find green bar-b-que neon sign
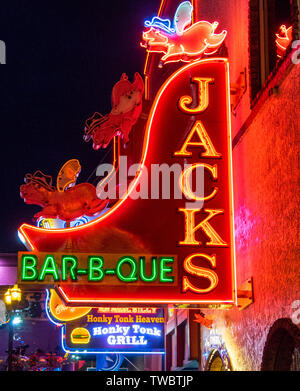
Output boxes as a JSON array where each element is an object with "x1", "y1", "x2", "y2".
[{"x1": 18, "y1": 252, "x2": 177, "y2": 286}]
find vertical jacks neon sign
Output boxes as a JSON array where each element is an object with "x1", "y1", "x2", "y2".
[{"x1": 18, "y1": 57, "x2": 236, "y2": 306}]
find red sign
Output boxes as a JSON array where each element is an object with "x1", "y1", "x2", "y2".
[{"x1": 19, "y1": 58, "x2": 236, "y2": 306}]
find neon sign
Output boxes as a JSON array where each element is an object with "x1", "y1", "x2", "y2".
[
  {"x1": 141, "y1": 1, "x2": 227, "y2": 67},
  {"x1": 18, "y1": 252, "x2": 176, "y2": 285},
  {"x1": 45, "y1": 291, "x2": 165, "y2": 354},
  {"x1": 144, "y1": 17, "x2": 175, "y2": 34},
  {"x1": 84, "y1": 73, "x2": 144, "y2": 150},
  {"x1": 17, "y1": 3, "x2": 236, "y2": 308},
  {"x1": 63, "y1": 308, "x2": 165, "y2": 354},
  {"x1": 46, "y1": 289, "x2": 91, "y2": 323},
  {"x1": 276, "y1": 25, "x2": 293, "y2": 59},
  {"x1": 18, "y1": 58, "x2": 236, "y2": 306},
  {"x1": 20, "y1": 170, "x2": 107, "y2": 222},
  {"x1": 50, "y1": 306, "x2": 165, "y2": 354}
]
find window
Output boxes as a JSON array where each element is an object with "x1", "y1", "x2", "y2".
[
  {"x1": 176, "y1": 321, "x2": 186, "y2": 368},
  {"x1": 261, "y1": 318, "x2": 300, "y2": 371},
  {"x1": 249, "y1": 0, "x2": 297, "y2": 104},
  {"x1": 165, "y1": 331, "x2": 174, "y2": 371}
]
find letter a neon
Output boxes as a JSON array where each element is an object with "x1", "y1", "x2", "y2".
[{"x1": 174, "y1": 121, "x2": 221, "y2": 157}]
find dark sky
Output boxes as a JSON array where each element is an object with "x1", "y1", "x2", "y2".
[{"x1": 0, "y1": 0, "x2": 161, "y2": 252}]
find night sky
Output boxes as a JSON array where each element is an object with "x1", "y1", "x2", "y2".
[{"x1": 0, "y1": 0, "x2": 161, "y2": 252}]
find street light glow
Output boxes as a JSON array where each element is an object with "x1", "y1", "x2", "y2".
[{"x1": 12, "y1": 315, "x2": 23, "y2": 326}]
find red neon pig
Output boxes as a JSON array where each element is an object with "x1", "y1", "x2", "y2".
[{"x1": 84, "y1": 72, "x2": 144, "y2": 150}]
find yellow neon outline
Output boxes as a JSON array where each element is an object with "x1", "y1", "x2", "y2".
[
  {"x1": 143, "y1": 21, "x2": 227, "y2": 66},
  {"x1": 48, "y1": 289, "x2": 91, "y2": 322},
  {"x1": 56, "y1": 159, "x2": 81, "y2": 192},
  {"x1": 70, "y1": 327, "x2": 91, "y2": 344}
]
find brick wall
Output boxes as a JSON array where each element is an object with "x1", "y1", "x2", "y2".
[{"x1": 205, "y1": 63, "x2": 300, "y2": 371}]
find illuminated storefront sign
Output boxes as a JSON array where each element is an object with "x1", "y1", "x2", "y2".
[
  {"x1": 18, "y1": 57, "x2": 236, "y2": 306},
  {"x1": 45, "y1": 291, "x2": 165, "y2": 354},
  {"x1": 17, "y1": 1, "x2": 236, "y2": 306}
]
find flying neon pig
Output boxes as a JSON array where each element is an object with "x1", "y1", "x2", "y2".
[
  {"x1": 141, "y1": 1, "x2": 227, "y2": 67},
  {"x1": 84, "y1": 73, "x2": 144, "y2": 150}
]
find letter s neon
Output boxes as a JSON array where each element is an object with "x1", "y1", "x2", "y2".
[{"x1": 183, "y1": 253, "x2": 218, "y2": 293}]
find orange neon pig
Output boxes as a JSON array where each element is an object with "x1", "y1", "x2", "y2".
[
  {"x1": 276, "y1": 25, "x2": 293, "y2": 59},
  {"x1": 20, "y1": 171, "x2": 108, "y2": 221}
]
